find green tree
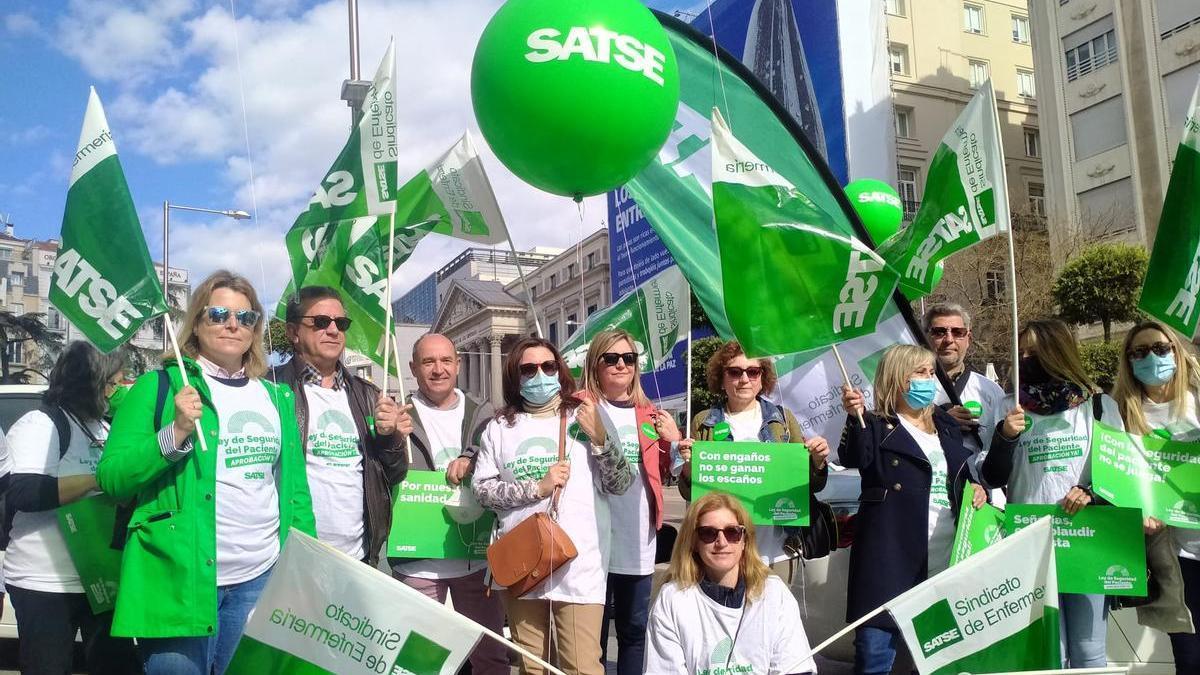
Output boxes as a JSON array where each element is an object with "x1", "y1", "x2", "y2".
[
  {"x1": 267, "y1": 319, "x2": 293, "y2": 358},
  {"x1": 690, "y1": 289, "x2": 711, "y2": 330},
  {"x1": 0, "y1": 312, "x2": 63, "y2": 383},
  {"x1": 1079, "y1": 341, "x2": 1121, "y2": 393},
  {"x1": 689, "y1": 336, "x2": 724, "y2": 419},
  {"x1": 1052, "y1": 243, "x2": 1148, "y2": 342}
]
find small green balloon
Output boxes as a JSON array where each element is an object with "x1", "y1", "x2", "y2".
[
  {"x1": 845, "y1": 178, "x2": 903, "y2": 245},
  {"x1": 471, "y1": 0, "x2": 681, "y2": 199},
  {"x1": 901, "y1": 262, "x2": 944, "y2": 301}
]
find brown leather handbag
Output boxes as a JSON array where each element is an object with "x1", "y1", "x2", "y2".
[{"x1": 486, "y1": 413, "x2": 578, "y2": 597}]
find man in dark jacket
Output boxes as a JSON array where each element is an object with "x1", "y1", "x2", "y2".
[
  {"x1": 272, "y1": 286, "x2": 410, "y2": 567},
  {"x1": 389, "y1": 332, "x2": 507, "y2": 674}
]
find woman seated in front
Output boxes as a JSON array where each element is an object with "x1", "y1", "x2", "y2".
[{"x1": 645, "y1": 492, "x2": 816, "y2": 675}]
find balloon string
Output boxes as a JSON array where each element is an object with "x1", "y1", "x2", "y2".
[
  {"x1": 575, "y1": 199, "x2": 586, "y2": 332},
  {"x1": 616, "y1": 201, "x2": 664, "y2": 404},
  {"x1": 706, "y1": 0, "x2": 732, "y2": 129}
]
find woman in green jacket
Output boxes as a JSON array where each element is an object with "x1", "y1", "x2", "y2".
[{"x1": 97, "y1": 270, "x2": 316, "y2": 675}]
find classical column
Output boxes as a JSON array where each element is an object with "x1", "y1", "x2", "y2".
[{"x1": 489, "y1": 333, "x2": 503, "y2": 405}]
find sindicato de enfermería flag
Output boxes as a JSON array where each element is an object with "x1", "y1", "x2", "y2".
[
  {"x1": 886, "y1": 516, "x2": 1060, "y2": 675},
  {"x1": 226, "y1": 530, "x2": 484, "y2": 674},
  {"x1": 50, "y1": 87, "x2": 168, "y2": 353},
  {"x1": 1139, "y1": 75, "x2": 1200, "y2": 337}
]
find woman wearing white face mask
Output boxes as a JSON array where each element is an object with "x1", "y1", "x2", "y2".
[
  {"x1": 841, "y1": 345, "x2": 1009, "y2": 674},
  {"x1": 1112, "y1": 321, "x2": 1200, "y2": 670},
  {"x1": 472, "y1": 337, "x2": 634, "y2": 675}
]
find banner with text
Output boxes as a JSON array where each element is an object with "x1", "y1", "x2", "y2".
[
  {"x1": 226, "y1": 531, "x2": 483, "y2": 674},
  {"x1": 690, "y1": 441, "x2": 809, "y2": 526},
  {"x1": 1092, "y1": 420, "x2": 1200, "y2": 530},
  {"x1": 387, "y1": 471, "x2": 493, "y2": 560},
  {"x1": 1005, "y1": 504, "x2": 1147, "y2": 597},
  {"x1": 950, "y1": 500, "x2": 1005, "y2": 566}
]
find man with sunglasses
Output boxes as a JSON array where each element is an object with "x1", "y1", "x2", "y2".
[
  {"x1": 923, "y1": 304, "x2": 1008, "y2": 462},
  {"x1": 273, "y1": 286, "x2": 410, "y2": 567}
]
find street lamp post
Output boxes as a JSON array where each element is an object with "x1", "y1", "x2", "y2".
[{"x1": 161, "y1": 201, "x2": 251, "y2": 350}]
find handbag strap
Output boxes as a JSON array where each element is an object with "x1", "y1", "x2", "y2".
[{"x1": 549, "y1": 410, "x2": 567, "y2": 518}]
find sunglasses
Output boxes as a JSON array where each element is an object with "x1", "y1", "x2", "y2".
[
  {"x1": 928, "y1": 326, "x2": 969, "y2": 339},
  {"x1": 696, "y1": 525, "x2": 746, "y2": 545},
  {"x1": 599, "y1": 352, "x2": 637, "y2": 367},
  {"x1": 302, "y1": 315, "x2": 352, "y2": 332},
  {"x1": 518, "y1": 360, "x2": 559, "y2": 378},
  {"x1": 203, "y1": 306, "x2": 260, "y2": 328},
  {"x1": 724, "y1": 366, "x2": 763, "y2": 380},
  {"x1": 1127, "y1": 342, "x2": 1173, "y2": 360}
]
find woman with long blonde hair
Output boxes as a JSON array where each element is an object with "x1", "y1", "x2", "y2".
[
  {"x1": 580, "y1": 329, "x2": 679, "y2": 674},
  {"x1": 645, "y1": 492, "x2": 816, "y2": 674},
  {"x1": 841, "y1": 344, "x2": 1002, "y2": 673},
  {"x1": 1112, "y1": 321, "x2": 1200, "y2": 670},
  {"x1": 981, "y1": 318, "x2": 1123, "y2": 668}
]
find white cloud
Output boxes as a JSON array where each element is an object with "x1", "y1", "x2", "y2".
[
  {"x1": 52, "y1": 0, "x2": 610, "y2": 307},
  {"x1": 4, "y1": 13, "x2": 41, "y2": 37},
  {"x1": 6, "y1": 125, "x2": 52, "y2": 145},
  {"x1": 56, "y1": 0, "x2": 197, "y2": 85}
]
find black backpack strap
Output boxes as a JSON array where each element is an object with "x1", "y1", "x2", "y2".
[{"x1": 38, "y1": 404, "x2": 71, "y2": 459}]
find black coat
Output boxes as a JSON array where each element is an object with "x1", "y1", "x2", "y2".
[{"x1": 838, "y1": 407, "x2": 977, "y2": 627}]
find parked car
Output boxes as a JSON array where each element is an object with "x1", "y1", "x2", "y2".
[
  {"x1": 0, "y1": 384, "x2": 48, "y2": 641},
  {"x1": 791, "y1": 466, "x2": 1177, "y2": 673}
]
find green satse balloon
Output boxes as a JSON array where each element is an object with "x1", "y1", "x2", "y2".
[
  {"x1": 845, "y1": 178, "x2": 903, "y2": 245},
  {"x1": 901, "y1": 262, "x2": 944, "y2": 301},
  {"x1": 471, "y1": 0, "x2": 680, "y2": 199}
]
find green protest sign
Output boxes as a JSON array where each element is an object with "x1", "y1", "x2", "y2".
[
  {"x1": 1005, "y1": 504, "x2": 1147, "y2": 596},
  {"x1": 949, "y1": 500, "x2": 1005, "y2": 566},
  {"x1": 57, "y1": 495, "x2": 123, "y2": 614},
  {"x1": 1092, "y1": 420, "x2": 1200, "y2": 529},
  {"x1": 387, "y1": 471, "x2": 493, "y2": 560},
  {"x1": 690, "y1": 442, "x2": 808, "y2": 526}
]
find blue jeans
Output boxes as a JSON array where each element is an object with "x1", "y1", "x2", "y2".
[
  {"x1": 601, "y1": 572, "x2": 653, "y2": 675},
  {"x1": 1059, "y1": 593, "x2": 1107, "y2": 667},
  {"x1": 140, "y1": 567, "x2": 272, "y2": 675},
  {"x1": 853, "y1": 625, "x2": 904, "y2": 675}
]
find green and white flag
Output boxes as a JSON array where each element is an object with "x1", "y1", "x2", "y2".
[
  {"x1": 50, "y1": 88, "x2": 168, "y2": 352},
  {"x1": 879, "y1": 81, "x2": 1010, "y2": 297},
  {"x1": 562, "y1": 265, "x2": 688, "y2": 376},
  {"x1": 226, "y1": 530, "x2": 484, "y2": 674},
  {"x1": 886, "y1": 517, "x2": 1060, "y2": 675},
  {"x1": 711, "y1": 109, "x2": 898, "y2": 357},
  {"x1": 1139, "y1": 75, "x2": 1200, "y2": 336}
]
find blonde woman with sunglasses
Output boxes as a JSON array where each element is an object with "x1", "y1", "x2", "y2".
[
  {"x1": 98, "y1": 270, "x2": 315, "y2": 674},
  {"x1": 472, "y1": 336, "x2": 633, "y2": 674},
  {"x1": 645, "y1": 492, "x2": 816, "y2": 674}
]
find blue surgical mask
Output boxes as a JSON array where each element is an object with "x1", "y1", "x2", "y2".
[
  {"x1": 905, "y1": 377, "x2": 938, "y2": 410},
  {"x1": 1132, "y1": 352, "x2": 1176, "y2": 387},
  {"x1": 520, "y1": 372, "x2": 561, "y2": 405}
]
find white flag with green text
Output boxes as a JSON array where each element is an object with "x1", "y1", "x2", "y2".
[
  {"x1": 225, "y1": 531, "x2": 482, "y2": 674},
  {"x1": 886, "y1": 517, "x2": 1060, "y2": 674}
]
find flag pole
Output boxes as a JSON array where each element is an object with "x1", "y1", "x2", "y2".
[
  {"x1": 164, "y1": 317, "x2": 208, "y2": 454},
  {"x1": 381, "y1": 213, "x2": 397, "y2": 399},
  {"x1": 478, "y1": 627, "x2": 567, "y2": 675},
  {"x1": 506, "y1": 235, "x2": 543, "y2": 339},
  {"x1": 811, "y1": 605, "x2": 885, "y2": 655},
  {"x1": 989, "y1": 81, "x2": 1020, "y2": 395},
  {"x1": 391, "y1": 331, "x2": 413, "y2": 464},
  {"x1": 831, "y1": 344, "x2": 866, "y2": 428},
  {"x1": 685, "y1": 327, "x2": 693, "y2": 439}
]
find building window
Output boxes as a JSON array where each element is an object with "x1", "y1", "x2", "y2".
[
  {"x1": 985, "y1": 270, "x2": 1006, "y2": 302},
  {"x1": 1017, "y1": 69, "x2": 1036, "y2": 98},
  {"x1": 0, "y1": 249, "x2": 11, "y2": 260},
  {"x1": 548, "y1": 273, "x2": 556, "y2": 290},
  {"x1": 969, "y1": 60, "x2": 989, "y2": 89},
  {"x1": 1024, "y1": 128, "x2": 1041, "y2": 157},
  {"x1": 6, "y1": 341, "x2": 22, "y2": 365},
  {"x1": 586, "y1": 251, "x2": 597, "y2": 270},
  {"x1": 567, "y1": 263, "x2": 577, "y2": 279},
  {"x1": 895, "y1": 107, "x2": 913, "y2": 139},
  {"x1": 566, "y1": 313, "x2": 577, "y2": 332},
  {"x1": 885, "y1": 0, "x2": 906, "y2": 17},
  {"x1": 1011, "y1": 15, "x2": 1030, "y2": 43},
  {"x1": 356, "y1": 366, "x2": 371, "y2": 380},
  {"x1": 1070, "y1": 95, "x2": 1127, "y2": 160},
  {"x1": 587, "y1": 304, "x2": 597, "y2": 316},
  {"x1": 549, "y1": 322, "x2": 559, "y2": 345},
  {"x1": 1064, "y1": 29, "x2": 1118, "y2": 81},
  {"x1": 897, "y1": 166, "x2": 919, "y2": 217},
  {"x1": 888, "y1": 44, "x2": 909, "y2": 76},
  {"x1": 964, "y1": 4, "x2": 984, "y2": 34},
  {"x1": 9, "y1": 272, "x2": 23, "y2": 287},
  {"x1": 1028, "y1": 183, "x2": 1046, "y2": 217}
]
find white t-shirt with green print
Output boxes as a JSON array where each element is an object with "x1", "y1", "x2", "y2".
[
  {"x1": 304, "y1": 384, "x2": 365, "y2": 561},
  {"x1": 207, "y1": 375, "x2": 282, "y2": 585},
  {"x1": 601, "y1": 399, "x2": 656, "y2": 575}
]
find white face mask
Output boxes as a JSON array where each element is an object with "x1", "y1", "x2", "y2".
[{"x1": 442, "y1": 485, "x2": 484, "y2": 525}]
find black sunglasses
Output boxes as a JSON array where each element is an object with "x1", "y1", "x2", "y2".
[
  {"x1": 302, "y1": 315, "x2": 352, "y2": 332},
  {"x1": 599, "y1": 352, "x2": 637, "y2": 367},
  {"x1": 203, "y1": 306, "x2": 260, "y2": 328},
  {"x1": 724, "y1": 366, "x2": 763, "y2": 380},
  {"x1": 1127, "y1": 342, "x2": 1173, "y2": 360},
  {"x1": 518, "y1": 360, "x2": 559, "y2": 378},
  {"x1": 696, "y1": 525, "x2": 746, "y2": 545},
  {"x1": 928, "y1": 326, "x2": 969, "y2": 339}
]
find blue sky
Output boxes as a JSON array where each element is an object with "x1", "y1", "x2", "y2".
[{"x1": 0, "y1": 0, "x2": 706, "y2": 305}]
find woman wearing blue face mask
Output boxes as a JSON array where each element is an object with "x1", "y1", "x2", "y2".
[
  {"x1": 472, "y1": 336, "x2": 633, "y2": 675},
  {"x1": 840, "y1": 344, "x2": 1010, "y2": 674},
  {"x1": 1113, "y1": 321, "x2": 1200, "y2": 670}
]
